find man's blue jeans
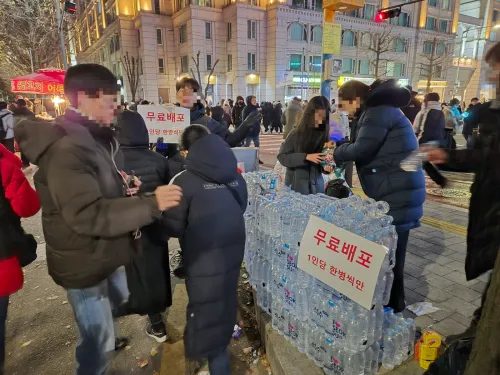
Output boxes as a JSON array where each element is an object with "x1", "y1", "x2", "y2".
[
  {"x1": 244, "y1": 135, "x2": 260, "y2": 148},
  {"x1": 67, "y1": 267, "x2": 129, "y2": 375}
]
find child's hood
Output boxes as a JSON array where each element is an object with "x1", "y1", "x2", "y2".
[{"x1": 185, "y1": 134, "x2": 239, "y2": 184}]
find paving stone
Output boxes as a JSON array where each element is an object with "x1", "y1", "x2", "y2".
[
  {"x1": 421, "y1": 263, "x2": 454, "y2": 276},
  {"x1": 422, "y1": 285, "x2": 454, "y2": 303},
  {"x1": 405, "y1": 276, "x2": 427, "y2": 291},
  {"x1": 424, "y1": 237, "x2": 446, "y2": 246},
  {"x1": 440, "y1": 297, "x2": 477, "y2": 317},
  {"x1": 422, "y1": 254, "x2": 454, "y2": 266},
  {"x1": 443, "y1": 238, "x2": 467, "y2": 247},
  {"x1": 445, "y1": 243, "x2": 467, "y2": 253},
  {"x1": 425, "y1": 245, "x2": 448, "y2": 255},
  {"x1": 470, "y1": 280, "x2": 488, "y2": 294},
  {"x1": 450, "y1": 313, "x2": 472, "y2": 327},
  {"x1": 406, "y1": 254, "x2": 434, "y2": 268},
  {"x1": 432, "y1": 317, "x2": 468, "y2": 338},
  {"x1": 410, "y1": 231, "x2": 433, "y2": 241},
  {"x1": 407, "y1": 245, "x2": 435, "y2": 255},
  {"x1": 419, "y1": 273, "x2": 456, "y2": 289},
  {"x1": 471, "y1": 298, "x2": 482, "y2": 308},
  {"x1": 443, "y1": 284, "x2": 481, "y2": 302},
  {"x1": 405, "y1": 263, "x2": 432, "y2": 279},
  {"x1": 408, "y1": 238, "x2": 434, "y2": 249},
  {"x1": 443, "y1": 271, "x2": 479, "y2": 287},
  {"x1": 477, "y1": 272, "x2": 492, "y2": 283},
  {"x1": 448, "y1": 252, "x2": 467, "y2": 261},
  {"x1": 427, "y1": 306, "x2": 455, "y2": 322},
  {"x1": 443, "y1": 260, "x2": 464, "y2": 271},
  {"x1": 413, "y1": 315, "x2": 435, "y2": 331},
  {"x1": 405, "y1": 288, "x2": 426, "y2": 305}
]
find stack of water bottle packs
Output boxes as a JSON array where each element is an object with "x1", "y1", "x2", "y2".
[{"x1": 243, "y1": 172, "x2": 416, "y2": 375}]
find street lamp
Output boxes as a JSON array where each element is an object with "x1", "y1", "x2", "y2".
[{"x1": 455, "y1": 24, "x2": 500, "y2": 96}]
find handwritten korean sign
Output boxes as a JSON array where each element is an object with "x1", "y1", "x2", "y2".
[
  {"x1": 322, "y1": 23, "x2": 341, "y2": 55},
  {"x1": 137, "y1": 105, "x2": 190, "y2": 143},
  {"x1": 298, "y1": 215, "x2": 386, "y2": 309}
]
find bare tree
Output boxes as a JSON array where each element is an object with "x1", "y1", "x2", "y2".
[
  {"x1": 190, "y1": 50, "x2": 220, "y2": 100},
  {"x1": 121, "y1": 52, "x2": 141, "y2": 102},
  {"x1": 358, "y1": 25, "x2": 401, "y2": 79},
  {"x1": 417, "y1": 38, "x2": 451, "y2": 93},
  {"x1": 0, "y1": 0, "x2": 69, "y2": 76}
]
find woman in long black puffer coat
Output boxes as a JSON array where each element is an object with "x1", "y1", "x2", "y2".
[{"x1": 116, "y1": 110, "x2": 172, "y2": 343}]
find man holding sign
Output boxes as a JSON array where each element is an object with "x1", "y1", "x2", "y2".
[{"x1": 175, "y1": 77, "x2": 262, "y2": 147}]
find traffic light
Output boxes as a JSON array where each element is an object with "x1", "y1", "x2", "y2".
[
  {"x1": 375, "y1": 8, "x2": 401, "y2": 22},
  {"x1": 64, "y1": 1, "x2": 76, "y2": 14}
]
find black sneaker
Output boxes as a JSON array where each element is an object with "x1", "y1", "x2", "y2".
[
  {"x1": 114, "y1": 337, "x2": 129, "y2": 351},
  {"x1": 173, "y1": 260, "x2": 187, "y2": 279},
  {"x1": 146, "y1": 322, "x2": 168, "y2": 343},
  {"x1": 259, "y1": 159, "x2": 264, "y2": 165}
]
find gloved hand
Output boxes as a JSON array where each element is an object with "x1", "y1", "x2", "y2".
[{"x1": 241, "y1": 111, "x2": 263, "y2": 129}]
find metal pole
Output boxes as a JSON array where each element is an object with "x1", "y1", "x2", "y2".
[
  {"x1": 55, "y1": 0, "x2": 68, "y2": 70},
  {"x1": 29, "y1": 49, "x2": 34, "y2": 73},
  {"x1": 320, "y1": 8, "x2": 334, "y2": 100},
  {"x1": 454, "y1": 30, "x2": 466, "y2": 97},
  {"x1": 302, "y1": 47, "x2": 305, "y2": 100}
]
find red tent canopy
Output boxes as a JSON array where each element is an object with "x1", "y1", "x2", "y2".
[{"x1": 10, "y1": 68, "x2": 65, "y2": 95}]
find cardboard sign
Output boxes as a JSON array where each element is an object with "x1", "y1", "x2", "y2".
[
  {"x1": 137, "y1": 105, "x2": 190, "y2": 143},
  {"x1": 297, "y1": 215, "x2": 386, "y2": 309}
]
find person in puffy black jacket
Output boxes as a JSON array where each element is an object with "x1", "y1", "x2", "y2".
[
  {"x1": 176, "y1": 78, "x2": 260, "y2": 147},
  {"x1": 334, "y1": 79, "x2": 426, "y2": 313},
  {"x1": 243, "y1": 95, "x2": 261, "y2": 147},
  {"x1": 401, "y1": 86, "x2": 421, "y2": 124},
  {"x1": 163, "y1": 126, "x2": 247, "y2": 375},
  {"x1": 116, "y1": 110, "x2": 172, "y2": 343},
  {"x1": 232, "y1": 96, "x2": 245, "y2": 128}
]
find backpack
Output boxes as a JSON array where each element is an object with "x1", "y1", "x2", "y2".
[{"x1": 0, "y1": 113, "x2": 11, "y2": 140}]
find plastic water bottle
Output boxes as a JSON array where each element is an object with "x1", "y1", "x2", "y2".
[
  {"x1": 393, "y1": 326, "x2": 404, "y2": 365},
  {"x1": 371, "y1": 341, "x2": 380, "y2": 375},
  {"x1": 364, "y1": 345, "x2": 373, "y2": 375},
  {"x1": 344, "y1": 351, "x2": 365, "y2": 375},
  {"x1": 297, "y1": 319, "x2": 309, "y2": 353},
  {"x1": 271, "y1": 297, "x2": 284, "y2": 333},
  {"x1": 382, "y1": 329, "x2": 396, "y2": 370},
  {"x1": 282, "y1": 307, "x2": 291, "y2": 339},
  {"x1": 314, "y1": 327, "x2": 326, "y2": 366},
  {"x1": 407, "y1": 318, "x2": 416, "y2": 356},
  {"x1": 375, "y1": 306, "x2": 384, "y2": 342},
  {"x1": 307, "y1": 322, "x2": 320, "y2": 361},
  {"x1": 383, "y1": 271, "x2": 395, "y2": 306},
  {"x1": 399, "y1": 321, "x2": 410, "y2": 362}
]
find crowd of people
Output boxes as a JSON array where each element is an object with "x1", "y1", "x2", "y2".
[{"x1": 0, "y1": 39, "x2": 498, "y2": 375}]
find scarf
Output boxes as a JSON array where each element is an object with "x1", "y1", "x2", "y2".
[{"x1": 413, "y1": 101, "x2": 442, "y2": 135}]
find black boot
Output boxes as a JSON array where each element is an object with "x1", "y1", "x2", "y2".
[
  {"x1": 173, "y1": 260, "x2": 186, "y2": 279},
  {"x1": 114, "y1": 337, "x2": 129, "y2": 351}
]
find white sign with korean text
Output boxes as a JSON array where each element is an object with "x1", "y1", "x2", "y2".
[
  {"x1": 297, "y1": 215, "x2": 387, "y2": 309},
  {"x1": 137, "y1": 105, "x2": 190, "y2": 143}
]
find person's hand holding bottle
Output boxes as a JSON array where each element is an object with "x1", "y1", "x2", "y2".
[{"x1": 306, "y1": 153, "x2": 325, "y2": 164}]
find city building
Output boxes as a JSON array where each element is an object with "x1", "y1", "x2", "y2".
[
  {"x1": 451, "y1": 0, "x2": 499, "y2": 103},
  {"x1": 68, "y1": 0, "x2": 462, "y2": 104}
]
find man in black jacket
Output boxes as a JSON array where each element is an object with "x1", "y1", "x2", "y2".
[
  {"x1": 176, "y1": 78, "x2": 260, "y2": 147},
  {"x1": 15, "y1": 64, "x2": 182, "y2": 375},
  {"x1": 462, "y1": 97, "x2": 481, "y2": 148},
  {"x1": 232, "y1": 96, "x2": 245, "y2": 128},
  {"x1": 12, "y1": 99, "x2": 34, "y2": 169},
  {"x1": 401, "y1": 86, "x2": 421, "y2": 124}
]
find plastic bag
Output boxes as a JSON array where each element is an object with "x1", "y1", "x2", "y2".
[
  {"x1": 424, "y1": 338, "x2": 474, "y2": 375},
  {"x1": 325, "y1": 179, "x2": 352, "y2": 199}
]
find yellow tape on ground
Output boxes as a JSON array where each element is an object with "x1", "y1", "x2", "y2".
[{"x1": 351, "y1": 188, "x2": 467, "y2": 236}]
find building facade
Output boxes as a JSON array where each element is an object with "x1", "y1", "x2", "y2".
[{"x1": 69, "y1": 0, "x2": 463, "y2": 104}]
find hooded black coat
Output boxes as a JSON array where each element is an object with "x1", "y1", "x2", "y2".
[
  {"x1": 115, "y1": 110, "x2": 172, "y2": 315},
  {"x1": 242, "y1": 96, "x2": 261, "y2": 137},
  {"x1": 334, "y1": 81, "x2": 426, "y2": 232},
  {"x1": 163, "y1": 134, "x2": 247, "y2": 360}
]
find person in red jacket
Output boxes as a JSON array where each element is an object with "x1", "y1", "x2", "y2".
[{"x1": 0, "y1": 143, "x2": 40, "y2": 374}]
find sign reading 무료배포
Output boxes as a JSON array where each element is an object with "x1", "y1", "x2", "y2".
[
  {"x1": 137, "y1": 105, "x2": 190, "y2": 143},
  {"x1": 297, "y1": 215, "x2": 387, "y2": 309}
]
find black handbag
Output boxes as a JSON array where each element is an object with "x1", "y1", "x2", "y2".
[{"x1": 17, "y1": 233, "x2": 37, "y2": 267}]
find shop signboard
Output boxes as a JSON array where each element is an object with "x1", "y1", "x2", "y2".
[
  {"x1": 297, "y1": 215, "x2": 386, "y2": 309},
  {"x1": 137, "y1": 105, "x2": 190, "y2": 143},
  {"x1": 337, "y1": 76, "x2": 409, "y2": 87}
]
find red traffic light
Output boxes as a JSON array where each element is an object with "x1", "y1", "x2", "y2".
[{"x1": 375, "y1": 8, "x2": 401, "y2": 22}]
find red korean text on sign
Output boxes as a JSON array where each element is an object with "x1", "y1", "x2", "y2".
[
  {"x1": 356, "y1": 250, "x2": 373, "y2": 269},
  {"x1": 314, "y1": 230, "x2": 326, "y2": 246},
  {"x1": 341, "y1": 242, "x2": 357, "y2": 262},
  {"x1": 338, "y1": 270, "x2": 346, "y2": 281},
  {"x1": 319, "y1": 260, "x2": 327, "y2": 270},
  {"x1": 329, "y1": 266, "x2": 338, "y2": 276},
  {"x1": 347, "y1": 275, "x2": 355, "y2": 286},
  {"x1": 176, "y1": 114, "x2": 185, "y2": 122},
  {"x1": 167, "y1": 113, "x2": 176, "y2": 123},
  {"x1": 356, "y1": 280, "x2": 365, "y2": 291},
  {"x1": 149, "y1": 129, "x2": 155, "y2": 135},
  {"x1": 157, "y1": 113, "x2": 166, "y2": 122},
  {"x1": 326, "y1": 236, "x2": 341, "y2": 253},
  {"x1": 146, "y1": 112, "x2": 155, "y2": 121}
]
